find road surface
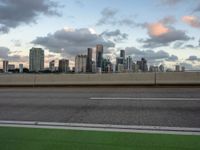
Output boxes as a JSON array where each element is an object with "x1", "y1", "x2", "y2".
[{"x1": 0, "y1": 87, "x2": 200, "y2": 128}]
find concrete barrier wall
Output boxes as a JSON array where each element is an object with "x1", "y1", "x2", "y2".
[
  {"x1": 35, "y1": 73, "x2": 155, "y2": 86},
  {"x1": 156, "y1": 72, "x2": 200, "y2": 85},
  {"x1": 0, "y1": 74, "x2": 35, "y2": 86},
  {"x1": 0, "y1": 72, "x2": 200, "y2": 86}
]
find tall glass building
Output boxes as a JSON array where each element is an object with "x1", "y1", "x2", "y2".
[
  {"x1": 29, "y1": 48, "x2": 44, "y2": 72},
  {"x1": 96, "y1": 45, "x2": 103, "y2": 71}
]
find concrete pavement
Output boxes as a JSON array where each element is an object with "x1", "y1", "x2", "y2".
[{"x1": 0, "y1": 87, "x2": 200, "y2": 128}]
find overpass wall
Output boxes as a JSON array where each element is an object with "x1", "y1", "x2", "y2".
[
  {"x1": 156, "y1": 72, "x2": 200, "y2": 85},
  {"x1": 0, "y1": 72, "x2": 199, "y2": 86}
]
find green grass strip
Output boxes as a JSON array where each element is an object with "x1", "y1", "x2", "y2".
[{"x1": 0, "y1": 127, "x2": 199, "y2": 150}]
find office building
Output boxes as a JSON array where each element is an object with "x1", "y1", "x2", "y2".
[
  {"x1": 137, "y1": 58, "x2": 148, "y2": 72},
  {"x1": 86, "y1": 48, "x2": 93, "y2": 72},
  {"x1": 117, "y1": 64, "x2": 125, "y2": 73},
  {"x1": 92, "y1": 61, "x2": 96, "y2": 73},
  {"x1": 75, "y1": 55, "x2": 87, "y2": 73},
  {"x1": 59, "y1": 59, "x2": 69, "y2": 73},
  {"x1": 29, "y1": 48, "x2": 44, "y2": 72},
  {"x1": 8, "y1": 64, "x2": 15, "y2": 71},
  {"x1": 96, "y1": 44, "x2": 103, "y2": 71},
  {"x1": 3, "y1": 60, "x2": 8, "y2": 73},
  {"x1": 49, "y1": 60, "x2": 55, "y2": 72},
  {"x1": 149, "y1": 66, "x2": 159, "y2": 72},
  {"x1": 175, "y1": 65, "x2": 180, "y2": 72},
  {"x1": 120, "y1": 50, "x2": 126, "y2": 61},
  {"x1": 181, "y1": 66, "x2": 185, "y2": 72},
  {"x1": 126, "y1": 56, "x2": 133, "y2": 72},
  {"x1": 19, "y1": 64, "x2": 23, "y2": 73},
  {"x1": 102, "y1": 58, "x2": 112, "y2": 73},
  {"x1": 132, "y1": 63, "x2": 139, "y2": 72},
  {"x1": 159, "y1": 65, "x2": 165, "y2": 72}
]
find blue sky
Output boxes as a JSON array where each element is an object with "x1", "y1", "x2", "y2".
[{"x1": 0, "y1": 0, "x2": 200, "y2": 69}]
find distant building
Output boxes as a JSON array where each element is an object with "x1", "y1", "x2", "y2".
[
  {"x1": 29, "y1": 48, "x2": 44, "y2": 72},
  {"x1": 19, "y1": 64, "x2": 23, "y2": 73},
  {"x1": 117, "y1": 64, "x2": 125, "y2": 73},
  {"x1": 137, "y1": 58, "x2": 148, "y2": 72},
  {"x1": 149, "y1": 66, "x2": 159, "y2": 72},
  {"x1": 102, "y1": 58, "x2": 112, "y2": 73},
  {"x1": 8, "y1": 64, "x2": 15, "y2": 71},
  {"x1": 96, "y1": 44, "x2": 103, "y2": 72},
  {"x1": 181, "y1": 66, "x2": 185, "y2": 72},
  {"x1": 120, "y1": 50, "x2": 126, "y2": 61},
  {"x1": 75, "y1": 55, "x2": 87, "y2": 73},
  {"x1": 49, "y1": 60, "x2": 55, "y2": 72},
  {"x1": 92, "y1": 61, "x2": 96, "y2": 73},
  {"x1": 132, "y1": 63, "x2": 139, "y2": 72},
  {"x1": 59, "y1": 59, "x2": 69, "y2": 73},
  {"x1": 159, "y1": 65, "x2": 165, "y2": 72},
  {"x1": 175, "y1": 65, "x2": 180, "y2": 72},
  {"x1": 3, "y1": 60, "x2": 9, "y2": 73},
  {"x1": 86, "y1": 48, "x2": 93, "y2": 72},
  {"x1": 126, "y1": 56, "x2": 133, "y2": 72}
]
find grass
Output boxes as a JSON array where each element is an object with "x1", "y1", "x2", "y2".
[{"x1": 0, "y1": 127, "x2": 200, "y2": 150}]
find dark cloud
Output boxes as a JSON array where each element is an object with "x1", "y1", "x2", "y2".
[
  {"x1": 100, "y1": 29, "x2": 128, "y2": 42},
  {"x1": 0, "y1": 47, "x2": 28, "y2": 62},
  {"x1": 138, "y1": 18, "x2": 192, "y2": 48},
  {"x1": 173, "y1": 41, "x2": 199, "y2": 49},
  {"x1": 124, "y1": 47, "x2": 178, "y2": 62},
  {"x1": 96, "y1": 7, "x2": 119, "y2": 26},
  {"x1": 96, "y1": 7, "x2": 137, "y2": 27},
  {"x1": 167, "y1": 55, "x2": 178, "y2": 61},
  {"x1": 32, "y1": 28, "x2": 115, "y2": 57},
  {"x1": 0, "y1": 0, "x2": 60, "y2": 33},
  {"x1": 187, "y1": 56, "x2": 200, "y2": 61},
  {"x1": 194, "y1": 3, "x2": 200, "y2": 12}
]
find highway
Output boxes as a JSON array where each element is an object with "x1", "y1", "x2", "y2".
[{"x1": 0, "y1": 87, "x2": 200, "y2": 128}]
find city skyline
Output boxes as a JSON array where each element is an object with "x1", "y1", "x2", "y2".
[{"x1": 0, "y1": 0, "x2": 200, "y2": 70}]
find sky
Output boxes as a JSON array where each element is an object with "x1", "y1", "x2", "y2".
[{"x1": 0, "y1": 0, "x2": 200, "y2": 70}]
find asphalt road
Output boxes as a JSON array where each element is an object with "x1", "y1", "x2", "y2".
[{"x1": 0, "y1": 87, "x2": 200, "y2": 128}]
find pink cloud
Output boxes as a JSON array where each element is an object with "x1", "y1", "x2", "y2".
[
  {"x1": 182, "y1": 16, "x2": 200, "y2": 29},
  {"x1": 148, "y1": 23, "x2": 170, "y2": 37}
]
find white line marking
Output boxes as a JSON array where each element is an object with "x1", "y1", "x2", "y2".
[
  {"x1": 0, "y1": 120, "x2": 200, "y2": 135},
  {"x1": 90, "y1": 97, "x2": 200, "y2": 101}
]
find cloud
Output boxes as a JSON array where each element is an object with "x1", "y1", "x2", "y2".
[
  {"x1": 187, "y1": 56, "x2": 200, "y2": 61},
  {"x1": 100, "y1": 29, "x2": 128, "y2": 42},
  {"x1": 0, "y1": 0, "x2": 60, "y2": 33},
  {"x1": 124, "y1": 47, "x2": 178, "y2": 62},
  {"x1": 193, "y1": 3, "x2": 200, "y2": 12},
  {"x1": 75, "y1": 0, "x2": 84, "y2": 7},
  {"x1": 96, "y1": 7, "x2": 137, "y2": 27},
  {"x1": 32, "y1": 27, "x2": 115, "y2": 58},
  {"x1": 96, "y1": 7, "x2": 119, "y2": 25},
  {"x1": 138, "y1": 17, "x2": 192, "y2": 48},
  {"x1": 182, "y1": 16, "x2": 200, "y2": 29},
  {"x1": 159, "y1": 0, "x2": 184, "y2": 5},
  {"x1": 0, "y1": 47, "x2": 28, "y2": 62}
]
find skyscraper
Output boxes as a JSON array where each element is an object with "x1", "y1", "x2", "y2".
[
  {"x1": 59, "y1": 59, "x2": 69, "y2": 73},
  {"x1": 126, "y1": 56, "x2": 133, "y2": 72},
  {"x1": 96, "y1": 44, "x2": 103, "y2": 72},
  {"x1": 19, "y1": 64, "x2": 23, "y2": 73},
  {"x1": 75, "y1": 55, "x2": 87, "y2": 73},
  {"x1": 49, "y1": 60, "x2": 55, "y2": 72},
  {"x1": 86, "y1": 48, "x2": 93, "y2": 72},
  {"x1": 137, "y1": 58, "x2": 148, "y2": 72},
  {"x1": 29, "y1": 48, "x2": 44, "y2": 72},
  {"x1": 3, "y1": 60, "x2": 9, "y2": 73},
  {"x1": 120, "y1": 50, "x2": 125, "y2": 61}
]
